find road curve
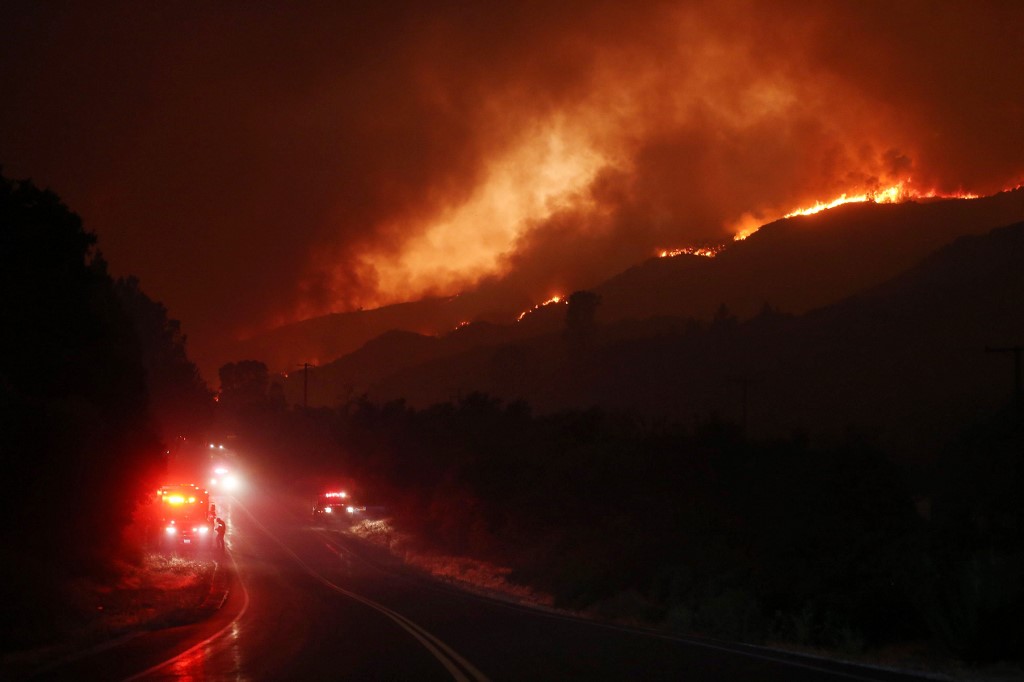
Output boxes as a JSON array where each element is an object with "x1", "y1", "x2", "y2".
[{"x1": 34, "y1": 486, "x2": 938, "y2": 681}]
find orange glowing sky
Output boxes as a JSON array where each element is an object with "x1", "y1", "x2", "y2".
[{"x1": 1, "y1": 1, "x2": 1022, "y2": 366}]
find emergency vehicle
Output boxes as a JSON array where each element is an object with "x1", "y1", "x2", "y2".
[
  {"x1": 312, "y1": 490, "x2": 364, "y2": 520},
  {"x1": 156, "y1": 483, "x2": 212, "y2": 546}
]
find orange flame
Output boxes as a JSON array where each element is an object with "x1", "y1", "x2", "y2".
[
  {"x1": 657, "y1": 245, "x2": 723, "y2": 259},
  {"x1": 732, "y1": 181, "x2": 984, "y2": 241},
  {"x1": 517, "y1": 295, "x2": 565, "y2": 322}
]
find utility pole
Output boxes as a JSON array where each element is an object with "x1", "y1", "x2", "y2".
[
  {"x1": 728, "y1": 372, "x2": 761, "y2": 436},
  {"x1": 302, "y1": 362, "x2": 312, "y2": 410},
  {"x1": 986, "y1": 346, "x2": 1023, "y2": 413}
]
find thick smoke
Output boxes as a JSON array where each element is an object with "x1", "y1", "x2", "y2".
[{"x1": 0, "y1": 1, "x2": 1021, "y2": 361}]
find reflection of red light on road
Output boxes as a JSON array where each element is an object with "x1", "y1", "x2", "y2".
[
  {"x1": 167, "y1": 638, "x2": 212, "y2": 680},
  {"x1": 164, "y1": 616, "x2": 246, "y2": 680},
  {"x1": 126, "y1": 556, "x2": 250, "y2": 680}
]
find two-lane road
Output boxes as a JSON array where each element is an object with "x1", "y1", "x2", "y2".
[{"x1": 38, "y1": 485, "x2": 936, "y2": 681}]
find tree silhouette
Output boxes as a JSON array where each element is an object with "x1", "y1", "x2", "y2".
[
  {"x1": 115, "y1": 275, "x2": 213, "y2": 441},
  {"x1": 1, "y1": 172, "x2": 163, "y2": 645},
  {"x1": 711, "y1": 302, "x2": 738, "y2": 331},
  {"x1": 218, "y1": 360, "x2": 270, "y2": 410}
]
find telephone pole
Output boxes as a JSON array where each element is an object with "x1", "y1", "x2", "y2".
[
  {"x1": 302, "y1": 362, "x2": 312, "y2": 410},
  {"x1": 986, "y1": 346, "x2": 1022, "y2": 413},
  {"x1": 728, "y1": 372, "x2": 761, "y2": 436}
]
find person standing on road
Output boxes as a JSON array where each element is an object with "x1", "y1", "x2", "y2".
[{"x1": 215, "y1": 516, "x2": 227, "y2": 550}]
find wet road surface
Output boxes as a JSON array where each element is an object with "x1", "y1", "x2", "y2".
[{"x1": 35, "y1": 486, "x2": 937, "y2": 681}]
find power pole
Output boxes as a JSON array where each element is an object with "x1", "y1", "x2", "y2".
[
  {"x1": 302, "y1": 362, "x2": 311, "y2": 410},
  {"x1": 986, "y1": 346, "x2": 1023, "y2": 413},
  {"x1": 728, "y1": 372, "x2": 761, "y2": 436}
]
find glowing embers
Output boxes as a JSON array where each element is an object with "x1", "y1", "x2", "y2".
[
  {"x1": 657, "y1": 245, "x2": 723, "y2": 259},
  {"x1": 517, "y1": 295, "x2": 566, "y2": 322}
]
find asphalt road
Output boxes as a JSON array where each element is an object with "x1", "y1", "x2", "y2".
[{"x1": 35, "y1": 487, "x2": 939, "y2": 681}]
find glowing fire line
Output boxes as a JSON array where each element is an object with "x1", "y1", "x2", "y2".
[
  {"x1": 659, "y1": 181, "x2": 990, "y2": 259},
  {"x1": 517, "y1": 295, "x2": 565, "y2": 322},
  {"x1": 735, "y1": 181, "x2": 980, "y2": 240},
  {"x1": 657, "y1": 246, "x2": 722, "y2": 259}
]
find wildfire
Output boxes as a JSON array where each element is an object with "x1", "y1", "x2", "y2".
[
  {"x1": 517, "y1": 295, "x2": 566, "y2": 322},
  {"x1": 658, "y1": 245, "x2": 723, "y2": 259},
  {"x1": 732, "y1": 181, "x2": 983, "y2": 241}
]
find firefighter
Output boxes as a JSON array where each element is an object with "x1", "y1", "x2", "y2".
[{"x1": 215, "y1": 517, "x2": 227, "y2": 550}]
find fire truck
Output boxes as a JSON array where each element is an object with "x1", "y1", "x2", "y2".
[
  {"x1": 312, "y1": 490, "x2": 365, "y2": 520},
  {"x1": 156, "y1": 483, "x2": 213, "y2": 546}
]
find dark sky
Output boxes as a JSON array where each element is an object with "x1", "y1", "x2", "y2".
[{"x1": 2, "y1": 1, "x2": 1022, "y2": 368}]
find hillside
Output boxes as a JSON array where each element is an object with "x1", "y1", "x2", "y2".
[
  {"x1": 597, "y1": 188, "x2": 1024, "y2": 322},
  {"x1": 217, "y1": 189, "x2": 1023, "y2": 385},
  {"x1": 328, "y1": 221, "x2": 1024, "y2": 460}
]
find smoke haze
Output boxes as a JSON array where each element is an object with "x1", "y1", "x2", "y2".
[{"x1": 1, "y1": 1, "x2": 1021, "y2": 365}]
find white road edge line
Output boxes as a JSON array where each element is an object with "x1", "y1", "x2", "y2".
[
  {"x1": 122, "y1": 549, "x2": 251, "y2": 682},
  {"x1": 238, "y1": 500, "x2": 490, "y2": 682},
  {"x1": 322, "y1": 530, "x2": 914, "y2": 682}
]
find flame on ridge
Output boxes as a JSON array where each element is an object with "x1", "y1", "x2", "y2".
[
  {"x1": 517, "y1": 295, "x2": 565, "y2": 322},
  {"x1": 661, "y1": 181, "x2": 992, "y2": 258},
  {"x1": 733, "y1": 181, "x2": 980, "y2": 241},
  {"x1": 658, "y1": 246, "x2": 723, "y2": 259}
]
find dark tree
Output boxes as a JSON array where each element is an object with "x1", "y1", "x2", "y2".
[
  {"x1": 0, "y1": 172, "x2": 163, "y2": 645},
  {"x1": 711, "y1": 302, "x2": 738, "y2": 331},
  {"x1": 115, "y1": 276, "x2": 213, "y2": 442},
  {"x1": 219, "y1": 360, "x2": 270, "y2": 410}
]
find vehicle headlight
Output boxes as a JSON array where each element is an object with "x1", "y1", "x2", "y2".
[
  {"x1": 165, "y1": 526, "x2": 177, "y2": 535},
  {"x1": 325, "y1": 506, "x2": 332, "y2": 513}
]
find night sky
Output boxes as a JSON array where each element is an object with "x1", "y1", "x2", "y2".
[{"x1": 2, "y1": 1, "x2": 1022, "y2": 374}]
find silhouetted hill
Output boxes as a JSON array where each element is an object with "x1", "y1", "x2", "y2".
[
  {"x1": 349, "y1": 220, "x2": 1024, "y2": 461},
  {"x1": 283, "y1": 320, "x2": 552, "y2": 407},
  {"x1": 205, "y1": 295, "x2": 509, "y2": 383},
  {"x1": 224, "y1": 189, "x2": 1022, "y2": 386},
  {"x1": 597, "y1": 189, "x2": 1024, "y2": 322}
]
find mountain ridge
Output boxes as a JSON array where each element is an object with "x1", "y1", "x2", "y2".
[
  {"x1": 212, "y1": 188, "x2": 1023, "y2": 384},
  {"x1": 291, "y1": 219, "x2": 1024, "y2": 462}
]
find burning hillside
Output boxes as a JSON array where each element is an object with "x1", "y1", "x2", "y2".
[{"x1": 660, "y1": 182, "x2": 1005, "y2": 257}]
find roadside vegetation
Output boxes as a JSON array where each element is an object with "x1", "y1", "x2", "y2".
[
  {"x1": 231, "y1": 379, "x2": 1024, "y2": 674},
  {"x1": 1, "y1": 553, "x2": 216, "y2": 677}
]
